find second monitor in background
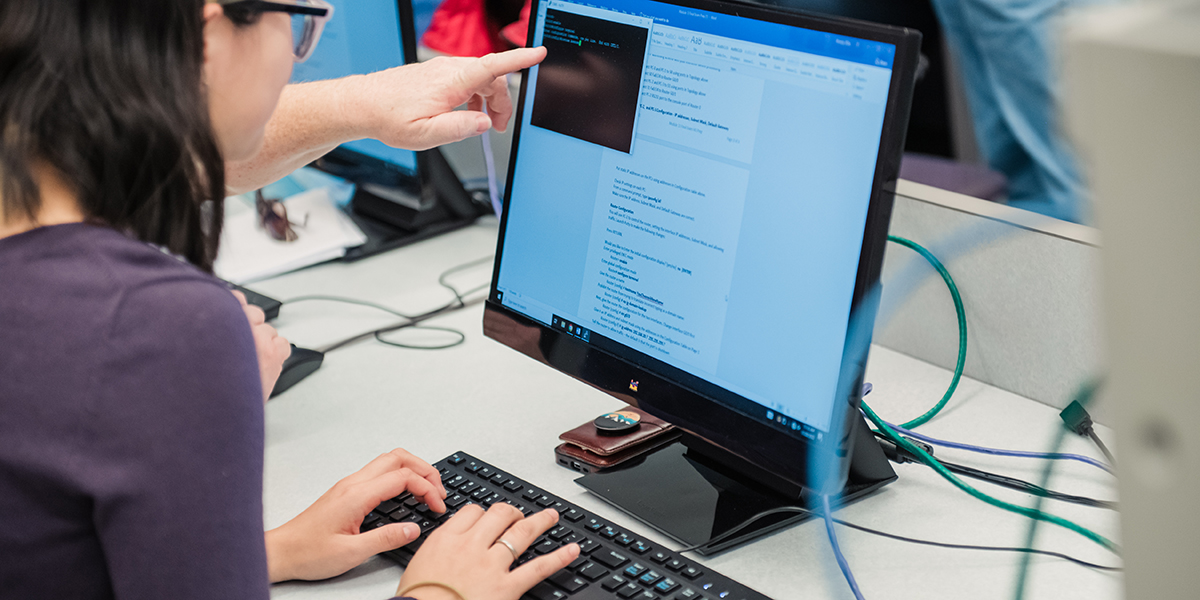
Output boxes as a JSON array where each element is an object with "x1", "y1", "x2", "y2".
[{"x1": 291, "y1": 0, "x2": 485, "y2": 260}]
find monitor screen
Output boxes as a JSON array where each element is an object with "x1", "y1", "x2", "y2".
[
  {"x1": 487, "y1": 0, "x2": 917, "y2": 490},
  {"x1": 290, "y1": 0, "x2": 419, "y2": 176}
]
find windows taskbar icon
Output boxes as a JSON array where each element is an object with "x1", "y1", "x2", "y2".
[{"x1": 552, "y1": 314, "x2": 591, "y2": 342}]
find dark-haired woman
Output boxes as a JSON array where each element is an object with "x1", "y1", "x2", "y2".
[{"x1": 0, "y1": 2, "x2": 575, "y2": 600}]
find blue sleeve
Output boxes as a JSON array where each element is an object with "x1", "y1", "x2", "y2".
[{"x1": 86, "y1": 276, "x2": 269, "y2": 599}]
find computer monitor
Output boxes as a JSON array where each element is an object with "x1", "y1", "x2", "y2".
[
  {"x1": 485, "y1": 0, "x2": 920, "y2": 551},
  {"x1": 291, "y1": 0, "x2": 481, "y2": 256}
]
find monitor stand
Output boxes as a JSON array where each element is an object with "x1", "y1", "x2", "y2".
[
  {"x1": 574, "y1": 412, "x2": 896, "y2": 555},
  {"x1": 335, "y1": 148, "x2": 487, "y2": 262}
]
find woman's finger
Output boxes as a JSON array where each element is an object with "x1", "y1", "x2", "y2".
[
  {"x1": 339, "y1": 449, "x2": 444, "y2": 498},
  {"x1": 437, "y1": 502, "x2": 486, "y2": 535},
  {"x1": 466, "y1": 503, "x2": 526, "y2": 547},
  {"x1": 508, "y1": 544, "x2": 581, "y2": 593}
]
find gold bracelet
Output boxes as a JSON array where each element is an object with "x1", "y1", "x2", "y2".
[{"x1": 396, "y1": 580, "x2": 467, "y2": 600}]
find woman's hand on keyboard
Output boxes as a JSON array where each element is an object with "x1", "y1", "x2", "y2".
[
  {"x1": 398, "y1": 503, "x2": 580, "y2": 600},
  {"x1": 264, "y1": 449, "x2": 448, "y2": 582}
]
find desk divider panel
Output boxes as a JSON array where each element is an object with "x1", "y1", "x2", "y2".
[{"x1": 874, "y1": 180, "x2": 1107, "y2": 423}]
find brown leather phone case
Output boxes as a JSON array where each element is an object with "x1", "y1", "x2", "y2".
[{"x1": 556, "y1": 407, "x2": 678, "y2": 472}]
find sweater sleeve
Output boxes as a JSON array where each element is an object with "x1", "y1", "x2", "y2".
[{"x1": 85, "y1": 276, "x2": 270, "y2": 600}]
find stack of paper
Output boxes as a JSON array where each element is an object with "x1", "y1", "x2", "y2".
[{"x1": 214, "y1": 187, "x2": 367, "y2": 284}]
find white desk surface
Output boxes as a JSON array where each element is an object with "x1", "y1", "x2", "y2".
[{"x1": 254, "y1": 219, "x2": 1121, "y2": 600}]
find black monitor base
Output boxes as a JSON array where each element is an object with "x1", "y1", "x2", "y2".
[
  {"x1": 340, "y1": 147, "x2": 487, "y2": 262},
  {"x1": 574, "y1": 412, "x2": 896, "y2": 555},
  {"x1": 342, "y1": 208, "x2": 477, "y2": 262}
]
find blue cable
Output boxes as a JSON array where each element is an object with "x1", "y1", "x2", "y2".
[
  {"x1": 883, "y1": 420, "x2": 1114, "y2": 474},
  {"x1": 822, "y1": 495, "x2": 865, "y2": 600}
]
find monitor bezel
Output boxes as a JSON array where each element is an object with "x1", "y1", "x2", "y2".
[{"x1": 484, "y1": 0, "x2": 921, "y2": 492}]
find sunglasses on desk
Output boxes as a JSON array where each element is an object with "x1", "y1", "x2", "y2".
[
  {"x1": 212, "y1": 0, "x2": 334, "y2": 63},
  {"x1": 255, "y1": 189, "x2": 308, "y2": 242}
]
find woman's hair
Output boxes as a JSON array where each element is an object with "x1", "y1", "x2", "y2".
[{"x1": 0, "y1": 0, "x2": 244, "y2": 272}]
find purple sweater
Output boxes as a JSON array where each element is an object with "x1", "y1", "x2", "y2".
[{"x1": 0, "y1": 223, "x2": 270, "y2": 598}]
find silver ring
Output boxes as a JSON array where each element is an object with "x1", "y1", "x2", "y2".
[{"x1": 494, "y1": 538, "x2": 520, "y2": 561}]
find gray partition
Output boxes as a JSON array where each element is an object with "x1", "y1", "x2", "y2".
[{"x1": 874, "y1": 180, "x2": 1107, "y2": 421}]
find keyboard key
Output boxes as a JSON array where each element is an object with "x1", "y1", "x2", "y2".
[
  {"x1": 503, "y1": 479, "x2": 523, "y2": 491},
  {"x1": 414, "y1": 503, "x2": 430, "y2": 514},
  {"x1": 635, "y1": 592, "x2": 659, "y2": 600},
  {"x1": 490, "y1": 473, "x2": 507, "y2": 485},
  {"x1": 447, "y1": 454, "x2": 464, "y2": 465},
  {"x1": 649, "y1": 551, "x2": 670, "y2": 563},
  {"x1": 568, "y1": 555, "x2": 589, "y2": 570},
  {"x1": 578, "y1": 538, "x2": 600, "y2": 554},
  {"x1": 665, "y1": 559, "x2": 685, "y2": 571},
  {"x1": 600, "y1": 526, "x2": 620, "y2": 539},
  {"x1": 638, "y1": 570, "x2": 663, "y2": 586},
  {"x1": 579, "y1": 562, "x2": 609, "y2": 580},
  {"x1": 365, "y1": 518, "x2": 391, "y2": 531},
  {"x1": 548, "y1": 570, "x2": 588, "y2": 593},
  {"x1": 594, "y1": 549, "x2": 629, "y2": 569},
  {"x1": 534, "y1": 539, "x2": 558, "y2": 554},
  {"x1": 361, "y1": 513, "x2": 381, "y2": 529},
  {"x1": 655, "y1": 578, "x2": 680, "y2": 594},
  {"x1": 388, "y1": 508, "x2": 413, "y2": 521},
  {"x1": 465, "y1": 461, "x2": 483, "y2": 473},
  {"x1": 478, "y1": 467, "x2": 494, "y2": 478},
  {"x1": 458, "y1": 481, "x2": 480, "y2": 495},
  {"x1": 444, "y1": 474, "x2": 466, "y2": 489},
  {"x1": 564, "y1": 509, "x2": 585, "y2": 522},
  {"x1": 552, "y1": 501, "x2": 569, "y2": 514},
  {"x1": 522, "y1": 488, "x2": 541, "y2": 501},
  {"x1": 445, "y1": 494, "x2": 468, "y2": 509},
  {"x1": 527, "y1": 582, "x2": 567, "y2": 600},
  {"x1": 483, "y1": 492, "x2": 502, "y2": 506},
  {"x1": 614, "y1": 533, "x2": 635, "y2": 546},
  {"x1": 585, "y1": 518, "x2": 605, "y2": 532},
  {"x1": 536, "y1": 495, "x2": 555, "y2": 508},
  {"x1": 680, "y1": 566, "x2": 703, "y2": 579},
  {"x1": 549, "y1": 526, "x2": 571, "y2": 540},
  {"x1": 623, "y1": 563, "x2": 648, "y2": 578},
  {"x1": 629, "y1": 540, "x2": 652, "y2": 554},
  {"x1": 617, "y1": 583, "x2": 643, "y2": 599},
  {"x1": 376, "y1": 500, "x2": 401, "y2": 515},
  {"x1": 470, "y1": 487, "x2": 491, "y2": 501},
  {"x1": 561, "y1": 533, "x2": 582, "y2": 545},
  {"x1": 601, "y1": 574, "x2": 628, "y2": 591},
  {"x1": 674, "y1": 589, "x2": 702, "y2": 600},
  {"x1": 403, "y1": 496, "x2": 421, "y2": 508}
]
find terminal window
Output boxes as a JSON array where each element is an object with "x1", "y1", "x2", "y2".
[{"x1": 531, "y1": 8, "x2": 649, "y2": 153}]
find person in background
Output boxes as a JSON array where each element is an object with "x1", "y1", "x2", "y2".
[
  {"x1": 0, "y1": 1, "x2": 574, "y2": 599},
  {"x1": 929, "y1": 0, "x2": 1117, "y2": 223}
]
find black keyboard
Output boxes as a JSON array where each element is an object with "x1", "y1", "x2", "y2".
[{"x1": 361, "y1": 452, "x2": 772, "y2": 600}]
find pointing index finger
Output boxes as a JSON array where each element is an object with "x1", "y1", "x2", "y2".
[{"x1": 473, "y1": 47, "x2": 547, "y2": 86}]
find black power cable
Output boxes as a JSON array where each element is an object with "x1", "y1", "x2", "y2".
[
  {"x1": 675, "y1": 505, "x2": 1120, "y2": 572},
  {"x1": 874, "y1": 432, "x2": 1116, "y2": 510},
  {"x1": 279, "y1": 256, "x2": 494, "y2": 353}
]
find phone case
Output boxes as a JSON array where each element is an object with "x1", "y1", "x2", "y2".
[{"x1": 559, "y1": 406, "x2": 675, "y2": 456}]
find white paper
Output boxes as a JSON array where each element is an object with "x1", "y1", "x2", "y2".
[{"x1": 214, "y1": 187, "x2": 366, "y2": 284}]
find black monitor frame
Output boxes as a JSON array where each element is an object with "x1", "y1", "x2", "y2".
[
  {"x1": 485, "y1": 0, "x2": 921, "y2": 498},
  {"x1": 306, "y1": 0, "x2": 486, "y2": 260}
]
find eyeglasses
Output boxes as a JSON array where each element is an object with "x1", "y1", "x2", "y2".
[
  {"x1": 255, "y1": 189, "x2": 307, "y2": 242},
  {"x1": 215, "y1": 0, "x2": 334, "y2": 63}
]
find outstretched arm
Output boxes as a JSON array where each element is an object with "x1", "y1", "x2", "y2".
[{"x1": 225, "y1": 47, "x2": 546, "y2": 194}]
